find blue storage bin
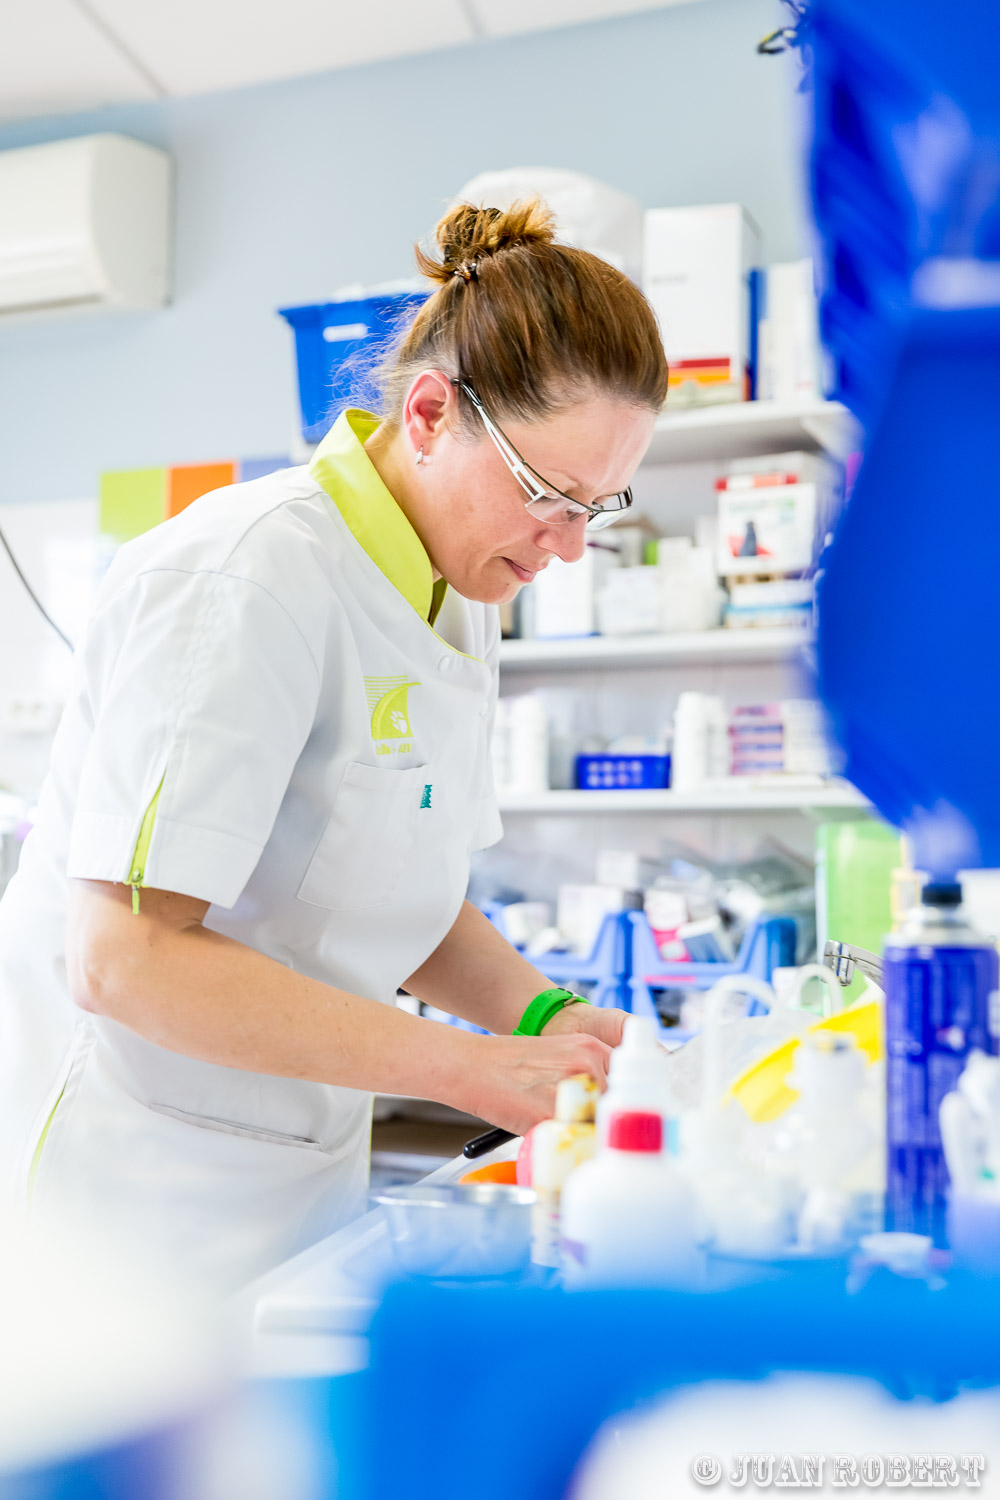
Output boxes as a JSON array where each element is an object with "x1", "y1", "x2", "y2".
[
  {"x1": 481, "y1": 902, "x2": 631, "y2": 1011},
  {"x1": 627, "y1": 909, "x2": 798, "y2": 1034},
  {"x1": 575, "y1": 753, "x2": 670, "y2": 791},
  {"x1": 278, "y1": 292, "x2": 429, "y2": 444}
]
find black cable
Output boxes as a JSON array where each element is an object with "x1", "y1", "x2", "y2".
[{"x1": 0, "y1": 519, "x2": 74, "y2": 652}]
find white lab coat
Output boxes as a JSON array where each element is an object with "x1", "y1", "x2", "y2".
[{"x1": 0, "y1": 411, "x2": 502, "y2": 1290}]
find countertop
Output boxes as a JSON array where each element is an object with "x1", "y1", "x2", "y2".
[{"x1": 236, "y1": 1136, "x2": 520, "y2": 1378}]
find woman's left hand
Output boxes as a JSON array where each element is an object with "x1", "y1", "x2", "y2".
[{"x1": 540, "y1": 1002, "x2": 627, "y2": 1050}]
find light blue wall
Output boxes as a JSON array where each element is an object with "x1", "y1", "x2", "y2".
[{"x1": 0, "y1": 0, "x2": 808, "y2": 504}]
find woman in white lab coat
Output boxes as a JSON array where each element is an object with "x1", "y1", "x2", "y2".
[{"x1": 0, "y1": 200, "x2": 669, "y2": 1288}]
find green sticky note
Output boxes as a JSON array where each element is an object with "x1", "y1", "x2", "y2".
[{"x1": 99, "y1": 468, "x2": 167, "y2": 545}]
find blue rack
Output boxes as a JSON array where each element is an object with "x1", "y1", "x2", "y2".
[
  {"x1": 627, "y1": 910, "x2": 798, "y2": 1032},
  {"x1": 481, "y1": 903, "x2": 632, "y2": 1011}
]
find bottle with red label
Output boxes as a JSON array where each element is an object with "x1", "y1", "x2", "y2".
[{"x1": 560, "y1": 1109, "x2": 703, "y2": 1288}]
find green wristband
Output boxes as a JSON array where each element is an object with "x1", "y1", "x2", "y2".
[{"x1": 513, "y1": 987, "x2": 590, "y2": 1037}]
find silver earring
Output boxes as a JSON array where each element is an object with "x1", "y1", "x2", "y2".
[{"x1": 415, "y1": 446, "x2": 425, "y2": 466}]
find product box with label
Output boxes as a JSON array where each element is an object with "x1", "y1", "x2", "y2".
[
  {"x1": 716, "y1": 453, "x2": 825, "y2": 578},
  {"x1": 756, "y1": 258, "x2": 827, "y2": 405},
  {"x1": 532, "y1": 542, "x2": 620, "y2": 638},
  {"x1": 643, "y1": 203, "x2": 761, "y2": 407}
]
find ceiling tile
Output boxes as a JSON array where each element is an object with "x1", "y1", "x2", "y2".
[
  {"x1": 470, "y1": 0, "x2": 704, "y2": 38},
  {"x1": 0, "y1": 0, "x2": 159, "y2": 122},
  {"x1": 84, "y1": 0, "x2": 476, "y2": 97}
]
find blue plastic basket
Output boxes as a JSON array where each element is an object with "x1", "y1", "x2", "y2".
[
  {"x1": 278, "y1": 292, "x2": 429, "y2": 444},
  {"x1": 575, "y1": 753, "x2": 670, "y2": 791},
  {"x1": 628, "y1": 910, "x2": 798, "y2": 1035},
  {"x1": 481, "y1": 902, "x2": 632, "y2": 1011}
]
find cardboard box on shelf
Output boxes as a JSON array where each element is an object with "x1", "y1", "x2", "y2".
[
  {"x1": 643, "y1": 203, "x2": 761, "y2": 408},
  {"x1": 716, "y1": 469, "x2": 818, "y2": 579},
  {"x1": 724, "y1": 577, "x2": 815, "y2": 630},
  {"x1": 532, "y1": 541, "x2": 620, "y2": 638},
  {"x1": 756, "y1": 258, "x2": 827, "y2": 405}
]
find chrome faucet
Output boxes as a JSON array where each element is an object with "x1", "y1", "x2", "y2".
[{"x1": 823, "y1": 940, "x2": 884, "y2": 988}]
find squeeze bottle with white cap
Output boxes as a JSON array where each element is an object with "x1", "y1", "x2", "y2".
[
  {"x1": 595, "y1": 1015, "x2": 674, "y2": 1149},
  {"x1": 561, "y1": 1110, "x2": 703, "y2": 1288}
]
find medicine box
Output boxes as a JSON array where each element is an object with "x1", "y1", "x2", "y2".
[
  {"x1": 716, "y1": 472, "x2": 818, "y2": 578},
  {"x1": 533, "y1": 543, "x2": 620, "y2": 638},
  {"x1": 643, "y1": 204, "x2": 761, "y2": 407},
  {"x1": 756, "y1": 259, "x2": 827, "y2": 405}
]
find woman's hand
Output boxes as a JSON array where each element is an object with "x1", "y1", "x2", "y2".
[
  {"x1": 465, "y1": 1032, "x2": 613, "y2": 1137},
  {"x1": 540, "y1": 1001, "x2": 628, "y2": 1050}
]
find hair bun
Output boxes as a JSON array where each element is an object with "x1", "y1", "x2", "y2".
[{"x1": 416, "y1": 198, "x2": 557, "y2": 286}]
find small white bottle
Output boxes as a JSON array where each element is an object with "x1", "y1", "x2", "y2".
[
  {"x1": 670, "y1": 692, "x2": 708, "y2": 792},
  {"x1": 595, "y1": 1016, "x2": 674, "y2": 1149},
  {"x1": 560, "y1": 1110, "x2": 703, "y2": 1288},
  {"x1": 671, "y1": 693, "x2": 725, "y2": 791},
  {"x1": 507, "y1": 694, "x2": 550, "y2": 795}
]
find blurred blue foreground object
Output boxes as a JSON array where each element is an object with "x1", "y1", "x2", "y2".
[
  {"x1": 810, "y1": 0, "x2": 1000, "y2": 877},
  {"x1": 324, "y1": 1268, "x2": 1000, "y2": 1500}
]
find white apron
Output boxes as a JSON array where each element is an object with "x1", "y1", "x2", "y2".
[{"x1": 0, "y1": 410, "x2": 501, "y2": 1290}]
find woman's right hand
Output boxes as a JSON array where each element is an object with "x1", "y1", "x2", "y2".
[{"x1": 463, "y1": 1032, "x2": 613, "y2": 1137}]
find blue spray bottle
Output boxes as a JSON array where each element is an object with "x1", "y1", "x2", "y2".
[{"x1": 884, "y1": 881, "x2": 999, "y2": 1240}]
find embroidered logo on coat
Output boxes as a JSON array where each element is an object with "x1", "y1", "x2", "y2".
[
  {"x1": 420, "y1": 784, "x2": 432, "y2": 810},
  {"x1": 364, "y1": 676, "x2": 420, "y2": 750}
]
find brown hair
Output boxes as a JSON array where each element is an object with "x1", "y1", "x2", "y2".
[{"x1": 379, "y1": 198, "x2": 669, "y2": 430}]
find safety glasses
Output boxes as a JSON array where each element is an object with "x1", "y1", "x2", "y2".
[{"x1": 453, "y1": 380, "x2": 632, "y2": 531}]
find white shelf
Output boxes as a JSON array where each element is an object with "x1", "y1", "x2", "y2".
[
  {"x1": 498, "y1": 626, "x2": 813, "y2": 673},
  {"x1": 642, "y1": 399, "x2": 860, "y2": 467},
  {"x1": 498, "y1": 781, "x2": 871, "y2": 817}
]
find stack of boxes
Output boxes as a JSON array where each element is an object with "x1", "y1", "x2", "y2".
[
  {"x1": 716, "y1": 451, "x2": 831, "y2": 630},
  {"x1": 642, "y1": 203, "x2": 826, "y2": 410},
  {"x1": 729, "y1": 700, "x2": 835, "y2": 780}
]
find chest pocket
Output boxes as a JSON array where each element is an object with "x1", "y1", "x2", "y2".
[{"x1": 297, "y1": 761, "x2": 429, "y2": 912}]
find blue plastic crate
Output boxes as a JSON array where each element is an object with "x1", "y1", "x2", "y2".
[
  {"x1": 575, "y1": 753, "x2": 670, "y2": 791},
  {"x1": 481, "y1": 902, "x2": 632, "y2": 1010},
  {"x1": 278, "y1": 292, "x2": 429, "y2": 444}
]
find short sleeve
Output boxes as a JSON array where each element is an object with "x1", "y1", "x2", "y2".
[
  {"x1": 471, "y1": 609, "x2": 503, "y2": 853},
  {"x1": 67, "y1": 567, "x2": 322, "y2": 908}
]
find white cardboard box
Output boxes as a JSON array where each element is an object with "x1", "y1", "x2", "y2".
[
  {"x1": 756, "y1": 258, "x2": 825, "y2": 404},
  {"x1": 716, "y1": 479, "x2": 817, "y2": 577},
  {"x1": 532, "y1": 543, "x2": 620, "y2": 638},
  {"x1": 643, "y1": 203, "x2": 761, "y2": 407}
]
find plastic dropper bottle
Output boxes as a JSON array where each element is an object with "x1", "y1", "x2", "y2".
[
  {"x1": 595, "y1": 1015, "x2": 674, "y2": 1150},
  {"x1": 560, "y1": 1110, "x2": 703, "y2": 1288}
]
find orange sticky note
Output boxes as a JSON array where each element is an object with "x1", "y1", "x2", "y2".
[{"x1": 167, "y1": 462, "x2": 236, "y2": 518}]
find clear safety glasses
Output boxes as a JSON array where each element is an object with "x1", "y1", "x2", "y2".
[{"x1": 453, "y1": 380, "x2": 633, "y2": 531}]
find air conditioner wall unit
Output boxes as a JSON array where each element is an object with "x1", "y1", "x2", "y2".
[{"x1": 0, "y1": 133, "x2": 172, "y2": 320}]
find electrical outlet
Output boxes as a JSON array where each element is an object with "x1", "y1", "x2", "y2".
[{"x1": 0, "y1": 697, "x2": 63, "y2": 734}]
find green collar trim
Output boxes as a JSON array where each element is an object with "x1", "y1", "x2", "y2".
[{"x1": 310, "y1": 409, "x2": 440, "y2": 622}]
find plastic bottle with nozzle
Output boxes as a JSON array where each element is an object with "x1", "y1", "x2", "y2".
[
  {"x1": 681, "y1": 974, "x2": 794, "y2": 1258},
  {"x1": 560, "y1": 1109, "x2": 703, "y2": 1288},
  {"x1": 595, "y1": 1015, "x2": 674, "y2": 1148},
  {"x1": 770, "y1": 1030, "x2": 875, "y2": 1251}
]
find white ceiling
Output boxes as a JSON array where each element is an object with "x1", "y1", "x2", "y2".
[{"x1": 0, "y1": 0, "x2": 704, "y2": 123}]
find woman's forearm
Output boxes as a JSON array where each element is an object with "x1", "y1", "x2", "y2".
[
  {"x1": 66, "y1": 880, "x2": 614, "y2": 1134},
  {"x1": 403, "y1": 900, "x2": 553, "y2": 1033},
  {"x1": 68, "y1": 879, "x2": 487, "y2": 1111}
]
